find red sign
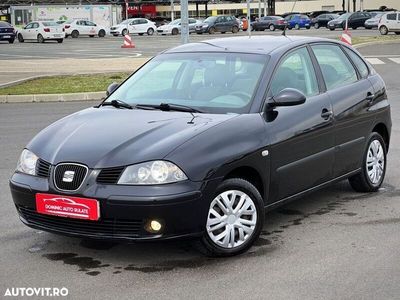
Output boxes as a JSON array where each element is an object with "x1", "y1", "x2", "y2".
[{"x1": 36, "y1": 193, "x2": 100, "y2": 221}]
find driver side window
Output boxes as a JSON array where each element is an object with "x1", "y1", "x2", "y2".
[{"x1": 270, "y1": 47, "x2": 319, "y2": 97}]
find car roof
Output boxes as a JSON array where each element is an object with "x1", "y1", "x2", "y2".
[{"x1": 164, "y1": 36, "x2": 331, "y2": 55}]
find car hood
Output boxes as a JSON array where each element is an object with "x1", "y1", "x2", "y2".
[{"x1": 27, "y1": 107, "x2": 236, "y2": 169}]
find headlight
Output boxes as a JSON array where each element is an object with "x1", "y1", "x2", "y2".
[
  {"x1": 202, "y1": 24, "x2": 209, "y2": 28},
  {"x1": 16, "y1": 149, "x2": 38, "y2": 175},
  {"x1": 118, "y1": 160, "x2": 188, "y2": 185}
]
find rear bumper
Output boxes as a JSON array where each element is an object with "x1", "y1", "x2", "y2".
[
  {"x1": 10, "y1": 172, "x2": 220, "y2": 241},
  {"x1": 0, "y1": 33, "x2": 15, "y2": 40}
]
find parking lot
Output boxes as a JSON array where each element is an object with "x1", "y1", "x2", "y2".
[{"x1": 1, "y1": 30, "x2": 400, "y2": 299}]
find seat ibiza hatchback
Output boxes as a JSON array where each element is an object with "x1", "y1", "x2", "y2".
[{"x1": 10, "y1": 36, "x2": 391, "y2": 257}]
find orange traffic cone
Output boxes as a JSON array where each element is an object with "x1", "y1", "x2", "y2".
[
  {"x1": 340, "y1": 30, "x2": 352, "y2": 45},
  {"x1": 121, "y1": 34, "x2": 135, "y2": 48}
]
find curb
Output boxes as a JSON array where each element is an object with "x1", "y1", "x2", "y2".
[
  {"x1": 354, "y1": 39, "x2": 400, "y2": 49},
  {"x1": 0, "y1": 91, "x2": 105, "y2": 103}
]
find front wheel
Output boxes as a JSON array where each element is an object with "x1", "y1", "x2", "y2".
[
  {"x1": 98, "y1": 30, "x2": 106, "y2": 37},
  {"x1": 314, "y1": 23, "x2": 320, "y2": 29},
  {"x1": 171, "y1": 28, "x2": 178, "y2": 35},
  {"x1": 208, "y1": 27, "x2": 216, "y2": 34},
  {"x1": 147, "y1": 28, "x2": 154, "y2": 35},
  {"x1": 329, "y1": 27, "x2": 335, "y2": 31},
  {"x1": 295, "y1": 24, "x2": 300, "y2": 30},
  {"x1": 18, "y1": 33, "x2": 24, "y2": 42},
  {"x1": 269, "y1": 24, "x2": 275, "y2": 31},
  {"x1": 57, "y1": 39, "x2": 63, "y2": 43},
  {"x1": 349, "y1": 132, "x2": 387, "y2": 193},
  {"x1": 121, "y1": 29, "x2": 128, "y2": 36},
  {"x1": 379, "y1": 25, "x2": 388, "y2": 35},
  {"x1": 8, "y1": 38, "x2": 15, "y2": 44},
  {"x1": 232, "y1": 26, "x2": 239, "y2": 33},
  {"x1": 199, "y1": 178, "x2": 264, "y2": 257},
  {"x1": 71, "y1": 30, "x2": 79, "y2": 38}
]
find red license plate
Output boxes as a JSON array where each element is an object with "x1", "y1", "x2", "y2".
[{"x1": 36, "y1": 193, "x2": 100, "y2": 221}]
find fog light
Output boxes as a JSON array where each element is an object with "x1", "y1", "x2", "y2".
[{"x1": 145, "y1": 219, "x2": 163, "y2": 233}]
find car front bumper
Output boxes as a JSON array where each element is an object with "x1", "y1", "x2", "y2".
[
  {"x1": 10, "y1": 172, "x2": 220, "y2": 242},
  {"x1": 195, "y1": 27, "x2": 209, "y2": 33}
]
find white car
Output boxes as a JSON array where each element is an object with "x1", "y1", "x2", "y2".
[
  {"x1": 379, "y1": 12, "x2": 400, "y2": 35},
  {"x1": 110, "y1": 18, "x2": 156, "y2": 36},
  {"x1": 17, "y1": 21, "x2": 65, "y2": 43},
  {"x1": 156, "y1": 18, "x2": 201, "y2": 35},
  {"x1": 64, "y1": 20, "x2": 107, "y2": 38}
]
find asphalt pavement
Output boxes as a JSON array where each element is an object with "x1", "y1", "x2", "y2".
[{"x1": 0, "y1": 43, "x2": 400, "y2": 300}]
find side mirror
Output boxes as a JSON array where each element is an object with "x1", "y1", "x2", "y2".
[
  {"x1": 270, "y1": 88, "x2": 306, "y2": 107},
  {"x1": 106, "y1": 82, "x2": 119, "y2": 96}
]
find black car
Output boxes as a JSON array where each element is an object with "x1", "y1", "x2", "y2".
[
  {"x1": 311, "y1": 13, "x2": 340, "y2": 29},
  {"x1": 196, "y1": 15, "x2": 239, "y2": 34},
  {"x1": 0, "y1": 21, "x2": 16, "y2": 43},
  {"x1": 10, "y1": 36, "x2": 391, "y2": 257},
  {"x1": 328, "y1": 12, "x2": 372, "y2": 30},
  {"x1": 251, "y1": 16, "x2": 287, "y2": 31}
]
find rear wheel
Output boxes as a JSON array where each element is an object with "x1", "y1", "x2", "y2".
[
  {"x1": 295, "y1": 24, "x2": 300, "y2": 30},
  {"x1": 395, "y1": 32, "x2": 400, "y2": 35},
  {"x1": 199, "y1": 178, "x2": 264, "y2": 257},
  {"x1": 57, "y1": 39, "x2": 63, "y2": 43},
  {"x1": 138, "y1": 33, "x2": 144, "y2": 36},
  {"x1": 379, "y1": 25, "x2": 388, "y2": 35},
  {"x1": 147, "y1": 28, "x2": 154, "y2": 35},
  {"x1": 98, "y1": 30, "x2": 106, "y2": 37},
  {"x1": 89, "y1": 35, "x2": 95, "y2": 38},
  {"x1": 8, "y1": 38, "x2": 15, "y2": 44},
  {"x1": 349, "y1": 132, "x2": 387, "y2": 193},
  {"x1": 305, "y1": 25, "x2": 310, "y2": 29},
  {"x1": 71, "y1": 30, "x2": 79, "y2": 38},
  {"x1": 17, "y1": 33, "x2": 24, "y2": 42},
  {"x1": 37, "y1": 34, "x2": 44, "y2": 43},
  {"x1": 171, "y1": 28, "x2": 179, "y2": 35},
  {"x1": 329, "y1": 27, "x2": 335, "y2": 31},
  {"x1": 352, "y1": 26, "x2": 358, "y2": 30},
  {"x1": 269, "y1": 24, "x2": 275, "y2": 31},
  {"x1": 208, "y1": 27, "x2": 216, "y2": 34},
  {"x1": 314, "y1": 22, "x2": 320, "y2": 29}
]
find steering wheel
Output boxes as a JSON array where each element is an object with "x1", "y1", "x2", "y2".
[{"x1": 228, "y1": 91, "x2": 252, "y2": 103}]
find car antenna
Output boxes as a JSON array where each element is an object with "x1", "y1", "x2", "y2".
[{"x1": 282, "y1": 0, "x2": 298, "y2": 36}]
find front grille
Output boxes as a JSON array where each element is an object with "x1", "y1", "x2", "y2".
[
  {"x1": 97, "y1": 167, "x2": 125, "y2": 184},
  {"x1": 18, "y1": 206, "x2": 143, "y2": 238},
  {"x1": 36, "y1": 159, "x2": 51, "y2": 177},
  {"x1": 54, "y1": 163, "x2": 88, "y2": 191}
]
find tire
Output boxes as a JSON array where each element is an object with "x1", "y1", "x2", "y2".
[
  {"x1": 198, "y1": 178, "x2": 265, "y2": 257},
  {"x1": 18, "y1": 33, "x2": 24, "y2": 42},
  {"x1": 121, "y1": 29, "x2": 128, "y2": 36},
  {"x1": 349, "y1": 132, "x2": 387, "y2": 193},
  {"x1": 352, "y1": 26, "x2": 357, "y2": 30},
  {"x1": 138, "y1": 33, "x2": 144, "y2": 36},
  {"x1": 171, "y1": 28, "x2": 178, "y2": 35},
  {"x1": 37, "y1": 34, "x2": 44, "y2": 43},
  {"x1": 306, "y1": 25, "x2": 310, "y2": 29},
  {"x1": 98, "y1": 30, "x2": 105, "y2": 38},
  {"x1": 379, "y1": 25, "x2": 388, "y2": 35},
  {"x1": 71, "y1": 30, "x2": 79, "y2": 38},
  {"x1": 395, "y1": 32, "x2": 400, "y2": 35},
  {"x1": 57, "y1": 39, "x2": 63, "y2": 43},
  {"x1": 232, "y1": 26, "x2": 239, "y2": 33},
  {"x1": 147, "y1": 28, "x2": 154, "y2": 35},
  {"x1": 269, "y1": 24, "x2": 275, "y2": 31},
  {"x1": 113, "y1": 34, "x2": 119, "y2": 37},
  {"x1": 221, "y1": 31, "x2": 226, "y2": 34},
  {"x1": 89, "y1": 35, "x2": 95, "y2": 38},
  {"x1": 329, "y1": 27, "x2": 335, "y2": 31},
  {"x1": 314, "y1": 22, "x2": 320, "y2": 29},
  {"x1": 208, "y1": 27, "x2": 215, "y2": 34},
  {"x1": 8, "y1": 38, "x2": 15, "y2": 44},
  {"x1": 295, "y1": 24, "x2": 300, "y2": 30}
]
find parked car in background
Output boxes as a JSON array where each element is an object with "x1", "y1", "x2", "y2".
[
  {"x1": 157, "y1": 18, "x2": 201, "y2": 35},
  {"x1": 285, "y1": 14, "x2": 311, "y2": 29},
  {"x1": 17, "y1": 21, "x2": 64, "y2": 43},
  {"x1": 196, "y1": 15, "x2": 239, "y2": 34},
  {"x1": 10, "y1": 36, "x2": 391, "y2": 257},
  {"x1": 308, "y1": 10, "x2": 331, "y2": 18},
  {"x1": 64, "y1": 20, "x2": 107, "y2": 38},
  {"x1": 0, "y1": 21, "x2": 16, "y2": 43},
  {"x1": 364, "y1": 12, "x2": 385, "y2": 29},
  {"x1": 328, "y1": 12, "x2": 372, "y2": 30},
  {"x1": 251, "y1": 16, "x2": 287, "y2": 31},
  {"x1": 378, "y1": 12, "x2": 400, "y2": 35},
  {"x1": 110, "y1": 18, "x2": 156, "y2": 36},
  {"x1": 311, "y1": 13, "x2": 339, "y2": 29}
]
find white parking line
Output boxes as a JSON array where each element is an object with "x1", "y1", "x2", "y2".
[
  {"x1": 389, "y1": 57, "x2": 400, "y2": 64},
  {"x1": 365, "y1": 58, "x2": 385, "y2": 65}
]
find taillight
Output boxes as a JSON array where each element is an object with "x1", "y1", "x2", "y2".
[
  {"x1": 65, "y1": 25, "x2": 70, "y2": 29},
  {"x1": 277, "y1": 20, "x2": 284, "y2": 24},
  {"x1": 44, "y1": 28, "x2": 50, "y2": 32}
]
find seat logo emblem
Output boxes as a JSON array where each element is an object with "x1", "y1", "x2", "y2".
[{"x1": 62, "y1": 171, "x2": 75, "y2": 183}]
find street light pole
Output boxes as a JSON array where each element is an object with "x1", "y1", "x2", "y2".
[
  {"x1": 181, "y1": 0, "x2": 189, "y2": 44},
  {"x1": 247, "y1": 0, "x2": 251, "y2": 38},
  {"x1": 170, "y1": 0, "x2": 174, "y2": 21}
]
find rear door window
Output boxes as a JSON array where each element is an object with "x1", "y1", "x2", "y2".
[
  {"x1": 312, "y1": 44, "x2": 358, "y2": 90},
  {"x1": 343, "y1": 47, "x2": 369, "y2": 79},
  {"x1": 386, "y1": 13, "x2": 396, "y2": 21}
]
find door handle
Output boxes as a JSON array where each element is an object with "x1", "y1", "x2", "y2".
[
  {"x1": 366, "y1": 92, "x2": 375, "y2": 103},
  {"x1": 321, "y1": 108, "x2": 333, "y2": 120}
]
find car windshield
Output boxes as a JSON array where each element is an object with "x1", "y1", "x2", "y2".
[
  {"x1": 169, "y1": 19, "x2": 181, "y2": 25},
  {"x1": 107, "y1": 52, "x2": 267, "y2": 114},
  {"x1": 338, "y1": 13, "x2": 351, "y2": 19},
  {"x1": 204, "y1": 17, "x2": 217, "y2": 23},
  {"x1": 42, "y1": 22, "x2": 59, "y2": 26},
  {"x1": 120, "y1": 19, "x2": 132, "y2": 24},
  {"x1": 371, "y1": 12, "x2": 384, "y2": 18},
  {"x1": 0, "y1": 21, "x2": 11, "y2": 27}
]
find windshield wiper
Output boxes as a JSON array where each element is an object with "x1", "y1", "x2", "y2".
[
  {"x1": 135, "y1": 103, "x2": 203, "y2": 113},
  {"x1": 101, "y1": 99, "x2": 133, "y2": 110}
]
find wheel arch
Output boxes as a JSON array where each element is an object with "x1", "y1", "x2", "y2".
[
  {"x1": 372, "y1": 122, "x2": 390, "y2": 152},
  {"x1": 224, "y1": 166, "x2": 265, "y2": 201}
]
